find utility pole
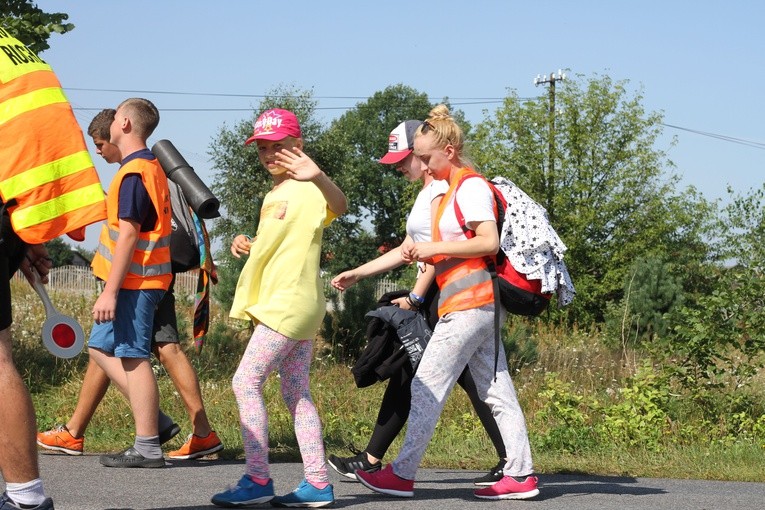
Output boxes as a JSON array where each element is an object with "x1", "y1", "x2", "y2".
[{"x1": 534, "y1": 69, "x2": 566, "y2": 219}]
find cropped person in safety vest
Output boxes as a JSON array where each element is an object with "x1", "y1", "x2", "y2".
[
  {"x1": 0, "y1": 27, "x2": 106, "y2": 510},
  {"x1": 355, "y1": 105, "x2": 539, "y2": 501},
  {"x1": 87, "y1": 98, "x2": 174, "y2": 468},
  {"x1": 37, "y1": 109, "x2": 223, "y2": 461},
  {"x1": 211, "y1": 109, "x2": 347, "y2": 508},
  {"x1": 328, "y1": 120, "x2": 509, "y2": 486}
]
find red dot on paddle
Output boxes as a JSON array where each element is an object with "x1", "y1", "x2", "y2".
[{"x1": 52, "y1": 323, "x2": 76, "y2": 348}]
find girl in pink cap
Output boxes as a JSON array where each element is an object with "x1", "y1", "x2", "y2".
[{"x1": 212, "y1": 108, "x2": 347, "y2": 508}]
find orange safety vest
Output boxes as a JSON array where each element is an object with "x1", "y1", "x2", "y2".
[
  {"x1": 432, "y1": 168, "x2": 496, "y2": 317},
  {"x1": 0, "y1": 28, "x2": 106, "y2": 244},
  {"x1": 91, "y1": 157, "x2": 172, "y2": 290}
]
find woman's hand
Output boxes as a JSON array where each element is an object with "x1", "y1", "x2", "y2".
[
  {"x1": 331, "y1": 270, "x2": 359, "y2": 291},
  {"x1": 401, "y1": 242, "x2": 437, "y2": 265},
  {"x1": 391, "y1": 296, "x2": 416, "y2": 310}
]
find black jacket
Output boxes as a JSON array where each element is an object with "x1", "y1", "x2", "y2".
[
  {"x1": 350, "y1": 284, "x2": 439, "y2": 388},
  {"x1": 351, "y1": 290, "x2": 411, "y2": 388}
]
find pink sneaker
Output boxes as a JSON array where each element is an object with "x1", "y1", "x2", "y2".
[
  {"x1": 474, "y1": 475, "x2": 540, "y2": 500},
  {"x1": 356, "y1": 464, "x2": 414, "y2": 498}
]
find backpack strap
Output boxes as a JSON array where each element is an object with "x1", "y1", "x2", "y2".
[{"x1": 451, "y1": 173, "x2": 505, "y2": 379}]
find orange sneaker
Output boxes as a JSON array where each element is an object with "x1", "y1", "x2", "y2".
[
  {"x1": 167, "y1": 431, "x2": 223, "y2": 459},
  {"x1": 37, "y1": 425, "x2": 84, "y2": 456}
]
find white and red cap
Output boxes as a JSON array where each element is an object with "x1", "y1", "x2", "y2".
[
  {"x1": 379, "y1": 120, "x2": 423, "y2": 164},
  {"x1": 245, "y1": 108, "x2": 302, "y2": 145}
]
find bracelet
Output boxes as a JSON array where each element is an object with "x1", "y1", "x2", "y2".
[
  {"x1": 409, "y1": 292, "x2": 425, "y2": 305},
  {"x1": 243, "y1": 234, "x2": 253, "y2": 242},
  {"x1": 405, "y1": 295, "x2": 420, "y2": 309}
]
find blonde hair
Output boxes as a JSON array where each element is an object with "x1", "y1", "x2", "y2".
[
  {"x1": 417, "y1": 104, "x2": 473, "y2": 167},
  {"x1": 117, "y1": 98, "x2": 159, "y2": 139}
]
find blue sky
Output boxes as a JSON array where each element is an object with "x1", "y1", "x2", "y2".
[{"x1": 32, "y1": 0, "x2": 765, "y2": 250}]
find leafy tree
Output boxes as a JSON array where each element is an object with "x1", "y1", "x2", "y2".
[
  {"x1": 471, "y1": 73, "x2": 713, "y2": 324},
  {"x1": 665, "y1": 184, "x2": 765, "y2": 408},
  {"x1": 604, "y1": 255, "x2": 685, "y2": 347},
  {"x1": 44, "y1": 237, "x2": 73, "y2": 267},
  {"x1": 316, "y1": 84, "x2": 435, "y2": 275},
  {"x1": 1, "y1": 0, "x2": 74, "y2": 53},
  {"x1": 321, "y1": 278, "x2": 379, "y2": 362},
  {"x1": 73, "y1": 245, "x2": 94, "y2": 263}
]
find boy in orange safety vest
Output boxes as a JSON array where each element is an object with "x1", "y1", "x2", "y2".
[
  {"x1": 87, "y1": 98, "x2": 174, "y2": 468},
  {"x1": 38, "y1": 108, "x2": 223, "y2": 461}
]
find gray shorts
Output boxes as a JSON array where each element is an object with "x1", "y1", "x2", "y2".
[{"x1": 152, "y1": 278, "x2": 179, "y2": 345}]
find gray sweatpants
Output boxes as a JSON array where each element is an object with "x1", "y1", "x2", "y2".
[{"x1": 391, "y1": 305, "x2": 534, "y2": 479}]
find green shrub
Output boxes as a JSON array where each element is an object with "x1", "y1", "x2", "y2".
[{"x1": 321, "y1": 278, "x2": 380, "y2": 362}]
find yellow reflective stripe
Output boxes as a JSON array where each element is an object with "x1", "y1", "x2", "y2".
[
  {"x1": 11, "y1": 182, "x2": 104, "y2": 230},
  {"x1": 0, "y1": 151, "x2": 93, "y2": 198},
  {"x1": 0, "y1": 86, "x2": 67, "y2": 126},
  {"x1": 0, "y1": 51, "x2": 51, "y2": 83}
]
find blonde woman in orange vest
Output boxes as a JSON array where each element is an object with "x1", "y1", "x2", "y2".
[
  {"x1": 88, "y1": 98, "x2": 174, "y2": 469},
  {"x1": 356, "y1": 105, "x2": 539, "y2": 501}
]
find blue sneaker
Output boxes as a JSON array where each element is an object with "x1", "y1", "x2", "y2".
[
  {"x1": 211, "y1": 475, "x2": 274, "y2": 507},
  {"x1": 270, "y1": 480, "x2": 334, "y2": 508},
  {"x1": 0, "y1": 492, "x2": 54, "y2": 509}
]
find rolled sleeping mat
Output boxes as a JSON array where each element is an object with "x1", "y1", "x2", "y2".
[{"x1": 152, "y1": 139, "x2": 221, "y2": 219}]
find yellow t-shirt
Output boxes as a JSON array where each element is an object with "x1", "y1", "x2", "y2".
[{"x1": 229, "y1": 179, "x2": 336, "y2": 339}]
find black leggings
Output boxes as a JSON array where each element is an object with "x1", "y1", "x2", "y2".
[{"x1": 365, "y1": 362, "x2": 507, "y2": 461}]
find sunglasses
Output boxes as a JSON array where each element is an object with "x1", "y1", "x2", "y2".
[{"x1": 421, "y1": 120, "x2": 435, "y2": 134}]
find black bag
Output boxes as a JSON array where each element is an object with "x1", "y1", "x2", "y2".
[
  {"x1": 168, "y1": 181, "x2": 200, "y2": 273},
  {"x1": 366, "y1": 305, "x2": 432, "y2": 370}
]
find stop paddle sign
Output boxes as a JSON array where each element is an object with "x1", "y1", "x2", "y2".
[{"x1": 30, "y1": 269, "x2": 85, "y2": 359}]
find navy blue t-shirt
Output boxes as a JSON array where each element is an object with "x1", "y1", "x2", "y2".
[{"x1": 118, "y1": 149, "x2": 158, "y2": 232}]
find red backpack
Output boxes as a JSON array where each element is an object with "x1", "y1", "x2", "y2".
[
  {"x1": 452, "y1": 173, "x2": 552, "y2": 376},
  {"x1": 452, "y1": 173, "x2": 551, "y2": 317}
]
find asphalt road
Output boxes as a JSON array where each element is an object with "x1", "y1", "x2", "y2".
[{"x1": 1, "y1": 453, "x2": 764, "y2": 510}]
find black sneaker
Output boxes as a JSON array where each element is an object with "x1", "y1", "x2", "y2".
[
  {"x1": 100, "y1": 447, "x2": 165, "y2": 468},
  {"x1": 473, "y1": 459, "x2": 505, "y2": 486},
  {"x1": 159, "y1": 422, "x2": 181, "y2": 445},
  {"x1": 0, "y1": 492, "x2": 54, "y2": 509},
  {"x1": 327, "y1": 447, "x2": 381, "y2": 480}
]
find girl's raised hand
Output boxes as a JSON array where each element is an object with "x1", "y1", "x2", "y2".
[{"x1": 274, "y1": 147, "x2": 321, "y2": 182}]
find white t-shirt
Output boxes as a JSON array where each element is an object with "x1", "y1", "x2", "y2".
[
  {"x1": 437, "y1": 177, "x2": 495, "y2": 241},
  {"x1": 406, "y1": 179, "x2": 449, "y2": 242}
]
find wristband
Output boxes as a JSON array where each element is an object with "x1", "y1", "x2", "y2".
[
  {"x1": 409, "y1": 292, "x2": 425, "y2": 305},
  {"x1": 243, "y1": 235, "x2": 253, "y2": 242},
  {"x1": 405, "y1": 295, "x2": 420, "y2": 309}
]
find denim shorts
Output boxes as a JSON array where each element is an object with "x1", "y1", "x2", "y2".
[{"x1": 88, "y1": 288, "x2": 165, "y2": 358}]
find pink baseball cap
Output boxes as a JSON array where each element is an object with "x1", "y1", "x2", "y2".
[
  {"x1": 379, "y1": 120, "x2": 423, "y2": 164},
  {"x1": 245, "y1": 108, "x2": 302, "y2": 145}
]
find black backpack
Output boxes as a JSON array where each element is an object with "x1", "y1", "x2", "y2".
[{"x1": 168, "y1": 180, "x2": 200, "y2": 273}]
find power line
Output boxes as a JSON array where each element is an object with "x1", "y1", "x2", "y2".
[
  {"x1": 64, "y1": 87, "x2": 508, "y2": 102},
  {"x1": 660, "y1": 123, "x2": 765, "y2": 150},
  {"x1": 62, "y1": 87, "x2": 764, "y2": 151}
]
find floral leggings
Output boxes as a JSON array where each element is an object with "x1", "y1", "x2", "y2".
[{"x1": 232, "y1": 323, "x2": 328, "y2": 484}]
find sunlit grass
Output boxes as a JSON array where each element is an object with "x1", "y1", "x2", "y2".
[{"x1": 14, "y1": 282, "x2": 765, "y2": 481}]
